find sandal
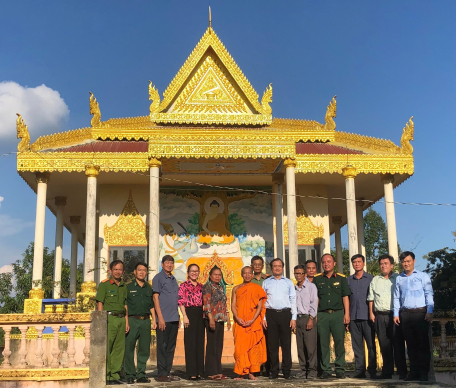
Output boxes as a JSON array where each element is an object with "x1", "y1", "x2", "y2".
[
  {"x1": 219, "y1": 375, "x2": 229, "y2": 380},
  {"x1": 189, "y1": 376, "x2": 198, "y2": 381},
  {"x1": 208, "y1": 375, "x2": 221, "y2": 380}
]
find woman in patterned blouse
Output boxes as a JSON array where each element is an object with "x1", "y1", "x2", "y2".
[
  {"x1": 203, "y1": 266, "x2": 231, "y2": 380},
  {"x1": 178, "y1": 264, "x2": 204, "y2": 381}
]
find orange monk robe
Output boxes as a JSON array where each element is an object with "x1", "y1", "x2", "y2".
[{"x1": 233, "y1": 282, "x2": 267, "y2": 375}]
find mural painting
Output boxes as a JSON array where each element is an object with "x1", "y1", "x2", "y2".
[{"x1": 159, "y1": 190, "x2": 273, "y2": 283}]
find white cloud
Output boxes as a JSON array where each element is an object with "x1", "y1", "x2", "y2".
[
  {"x1": 0, "y1": 214, "x2": 34, "y2": 237},
  {"x1": 0, "y1": 81, "x2": 69, "y2": 149},
  {"x1": 0, "y1": 196, "x2": 3, "y2": 208},
  {"x1": 0, "y1": 264, "x2": 12, "y2": 274}
]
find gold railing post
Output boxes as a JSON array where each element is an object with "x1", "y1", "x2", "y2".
[{"x1": 1, "y1": 326, "x2": 12, "y2": 369}]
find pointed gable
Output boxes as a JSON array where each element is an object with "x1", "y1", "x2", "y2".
[{"x1": 150, "y1": 27, "x2": 272, "y2": 125}]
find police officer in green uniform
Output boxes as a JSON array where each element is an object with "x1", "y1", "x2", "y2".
[
  {"x1": 314, "y1": 253, "x2": 351, "y2": 379},
  {"x1": 95, "y1": 259, "x2": 128, "y2": 385},
  {"x1": 124, "y1": 262, "x2": 157, "y2": 384}
]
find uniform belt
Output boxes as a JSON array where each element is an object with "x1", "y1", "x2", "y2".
[
  {"x1": 108, "y1": 312, "x2": 126, "y2": 318},
  {"x1": 320, "y1": 309, "x2": 342, "y2": 314},
  {"x1": 267, "y1": 308, "x2": 291, "y2": 313},
  {"x1": 297, "y1": 313, "x2": 310, "y2": 318},
  {"x1": 129, "y1": 315, "x2": 150, "y2": 320},
  {"x1": 375, "y1": 311, "x2": 392, "y2": 315},
  {"x1": 401, "y1": 307, "x2": 427, "y2": 313}
]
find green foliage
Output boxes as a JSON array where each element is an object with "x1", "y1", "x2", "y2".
[
  {"x1": 187, "y1": 212, "x2": 200, "y2": 235},
  {"x1": 424, "y1": 245, "x2": 456, "y2": 310},
  {"x1": 228, "y1": 212, "x2": 247, "y2": 235},
  {"x1": 331, "y1": 247, "x2": 350, "y2": 276},
  {"x1": 0, "y1": 242, "x2": 83, "y2": 314}
]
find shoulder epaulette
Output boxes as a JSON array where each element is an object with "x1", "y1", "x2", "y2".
[
  {"x1": 101, "y1": 278, "x2": 110, "y2": 283},
  {"x1": 314, "y1": 273, "x2": 323, "y2": 277},
  {"x1": 336, "y1": 272, "x2": 346, "y2": 277}
]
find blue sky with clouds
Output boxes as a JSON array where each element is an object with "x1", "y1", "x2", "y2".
[{"x1": 0, "y1": 1, "x2": 454, "y2": 273}]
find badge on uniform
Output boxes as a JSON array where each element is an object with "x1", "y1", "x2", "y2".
[
  {"x1": 130, "y1": 290, "x2": 137, "y2": 293},
  {"x1": 109, "y1": 290, "x2": 115, "y2": 293},
  {"x1": 333, "y1": 282, "x2": 340, "y2": 286}
]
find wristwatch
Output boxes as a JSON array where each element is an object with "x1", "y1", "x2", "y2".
[{"x1": 309, "y1": 315, "x2": 314, "y2": 320}]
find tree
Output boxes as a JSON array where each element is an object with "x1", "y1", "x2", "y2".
[
  {"x1": 330, "y1": 247, "x2": 350, "y2": 276},
  {"x1": 228, "y1": 212, "x2": 247, "y2": 236},
  {"x1": 0, "y1": 242, "x2": 83, "y2": 314}
]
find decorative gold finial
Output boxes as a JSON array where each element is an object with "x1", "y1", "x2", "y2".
[
  {"x1": 16, "y1": 113, "x2": 31, "y2": 152},
  {"x1": 148, "y1": 81, "x2": 161, "y2": 116},
  {"x1": 89, "y1": 92, "x2": 101, "y2": 127},
  {"x1": 261, "y1": 83, "x2": 273, "y2": 114},
  {"x1": 324, "y1": 95, "x2": 337, "y2": 131},
  {"x1": 209, "y1": 6, "x2": 212, "y2": 28},
  {"x1": 400, "y1": 116, "x2": 414, "y2": 154}
]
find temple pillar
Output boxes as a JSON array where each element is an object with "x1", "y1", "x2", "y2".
[
  {"x1": 285, "y1": 159, "x2": 298, "y2": 279},
  {"x1": 357, "y1": 198, "x2": 367, "y2": 271},
  {"x1": 70, "y1": 216, "x2": 80, "y2": 297},
  {"x1": 82, "y1": 165, "x2": 99, "y2": 292},
  {"x1": 342, "y1": 166, "x2": 358, "y2": 275},
  {"x1": 332, "y1": 216, "x2": 343, "y2": 272},
  {"x1": 32, "y1": 172, "x2": 50, "y2": 295},
  {"x1": 149, "y1": 158, "x2": 161, "y2": 278},
  {"x1": 382, "y1": 174, "x2": 399, "y2": 262},
  {"x1": 53, "y1": 196, "x2": 66, "y2": 299},
  {"x1": 272, "y1": 173, "x2": 285, "y2": 260}
]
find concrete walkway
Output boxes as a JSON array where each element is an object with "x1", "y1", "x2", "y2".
[{"x1": 111, "y1": 365, "x2": 452, "y2": 388}]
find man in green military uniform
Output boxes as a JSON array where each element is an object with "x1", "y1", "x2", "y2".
[
  {"x1": 95, "y1": 259, "x2": 128, "y2": 385},
  {"x1": 124, "y1": 262, "x2": 157, "y2": 384},
  {"x1": 314, "y1": 253, "x2": 351, "y2": 379}
]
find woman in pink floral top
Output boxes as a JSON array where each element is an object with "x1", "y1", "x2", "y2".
[
  {"x1": 202, "y1": 266, "x2": 231, "y2": 380},
  {"x1": 178, "y1": 264, "x2": 204, "y2": 380}
]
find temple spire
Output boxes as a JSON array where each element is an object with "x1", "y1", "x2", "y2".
[{"x1": 209, "y1": 6, "x2": 212, "y2": 28}]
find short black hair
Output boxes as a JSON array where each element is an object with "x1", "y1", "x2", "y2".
[
  {"x1": 251, "y1": 255, "x2": 264, "y2": 264},
  {"x1": 294, "y1": 264, "x2": 305, "y2": 271},
  {"x1": 161, "y1": 255, "x2": 174, "y2": 263},
  {"x1": 110, "y1": 259, "x2": 124, "y2": 270},
  {"x1": 399, "y1": 251, "x2": 415, "y2": 261},
  {"x1": 134, "y1": 262, "x2": 148, "y2": 270},
  {"x1": 351, "y1": 254, "x2": 365, "y2": 263},
  {"x1": 305, "y1": 260, "x2": 317, "y2": 267},
  {"x1": 378, "y1": 254, "x2": 394, "y2": 265},
  {"x1": 320, "y1": 253, "x2": 335, "y2": 262},
  {"x1": 269, "y1": 258, "x2": 284, "y2": 268}
]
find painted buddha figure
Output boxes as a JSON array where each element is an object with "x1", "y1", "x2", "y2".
[{"x1": 198, "y1": 199, "x2": 235, "y2": 244}]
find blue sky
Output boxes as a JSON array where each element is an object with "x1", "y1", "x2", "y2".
[{"x1": 0, "y1": 1, "x2": 455, "y2": 273}]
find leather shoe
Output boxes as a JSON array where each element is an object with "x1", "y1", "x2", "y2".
[
  {"x1": 269, "y1": 374, "x2": 279, "y2": 379},
  {"x1": 404, "y1": 373, "x2": 419, "y2": 381},
  {"x1": 155, "y1": 376, "x2": 172, "y2": 382},
  {"x1": 399, "y1": 374, "x2": 407, "y2": 380},
  {"x1": 168, "y1": 375, "x2": 180, "y2": 381},
  {"x1": 335, "y1": 371, "x2": 346, "y2": 379},
  {"x1": 319, "y1": 372, "x2": 333, "y2": 379},
  {"x1": 376, "y1": 374, "x2": 392, "y2": 379},
  {"x1": 352, "y1": 372, "x2": 366, "y2": 378},
  {"x1": 136, "y1": 377, "x2": 150, "y2": 383},
  {"x1": 419, "y1": 374, "x2": 429, "y2": 382},
  {"x1": 107, "y1": 380, "x2": 125, "y2": 385}
]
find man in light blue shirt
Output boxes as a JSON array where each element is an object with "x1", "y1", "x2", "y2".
[
  {"x1": 393, "y1": 251, "x2": 434, "y2": 382},
  {"x1": 262, "y1": 258, "x2": 296, "y2": 379}
]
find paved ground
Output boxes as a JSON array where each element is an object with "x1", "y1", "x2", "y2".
[{"x1": 113, "y1": 365, "x2": 451, "y2": 388}]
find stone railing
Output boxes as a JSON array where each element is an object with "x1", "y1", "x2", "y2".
[
  {"x1": 0, "y1": 313, "x2": 91, "y2": 382},
  {"x1": 432, "y1": 313, "x2": 456, "y2": 360}
]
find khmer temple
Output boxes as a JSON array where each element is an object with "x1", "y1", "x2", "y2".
[{"x1": 2, "y1": 18, "x2": 415, "y2": 384}]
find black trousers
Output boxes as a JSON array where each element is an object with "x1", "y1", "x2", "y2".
[
  {"x1": 400, "y1": 310, "x2": 431, "y2": 376},
  {"x1": 349, "y1": 319, "x2": 377, "y2": 375},
  {"x1": 296, "y1": 315, "x2": 317, "y2": 374},
  {"x1": 266, "y1": 309, "x2": 292, "y2": 376},
  {"x1": 205, "y1": 320, "x2": 224, "y2": 376},
  {"x1": 156, "y1": 321, "x2": 179, "y2": 377},
  {"x1": 375, "y1": 312, "x2": 407, "y2": 376},
  {"x1": 184, "y1": 306, "x2": 205, "y2": 378}
]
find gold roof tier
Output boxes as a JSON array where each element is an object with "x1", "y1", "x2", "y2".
[{"x1": 149, "y1": 27, "x2": 273, "y2": 126}]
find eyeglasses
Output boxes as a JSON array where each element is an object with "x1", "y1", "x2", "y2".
[{"x1": 293, "y1": 272, "x2": 305, "y2": 275}]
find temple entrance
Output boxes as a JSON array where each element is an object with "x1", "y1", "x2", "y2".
[
  {"x1": 109, "y1": 246, "x2": 148, "y2": 281},
  {"x1": 285, "y1": 245, "x2": 320, "y2": 277}
]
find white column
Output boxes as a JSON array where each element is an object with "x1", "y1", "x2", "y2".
[
  {"x1": 356, "y1": 198, "x2": 367, "y2": 271},
  {"x1": 342, "y1": 166, "x2": 358, "y2": 275},
  {"x1": 32, "y1": 172, "x2": 50, "y2": 294},
  {"x1": 285, "y1": 159, "x2": 298, "y2": 279},
  {"x1": 69, "y1": 216, "x2": 80, "y2": 297},
  {"x1": 272, "y1": 173, "x2": 285, "y2": 260},
  {"x1": 149, "y1": 158, "x2": 161, "y2": 278},
  {"x1": 332, "y1": 216, "x2": 343, "y2": 272},
  {"x1": 382, "y1": 174, "x2": 399, "y2": 262},
  {"x1": 83, "y1": 165, "x2": 99, "y2": 285},
  {"x1": 53, "y1": 196, "x2": 66, "y2": 299}
]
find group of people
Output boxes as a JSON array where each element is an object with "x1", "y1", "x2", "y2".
[{"x1": 95, "y1": 250, "x2": 434, "y2": 385}]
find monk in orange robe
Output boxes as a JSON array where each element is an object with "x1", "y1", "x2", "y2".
[{"x1": 232, "y1": 266, "x2": 267, "y2": 380}]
